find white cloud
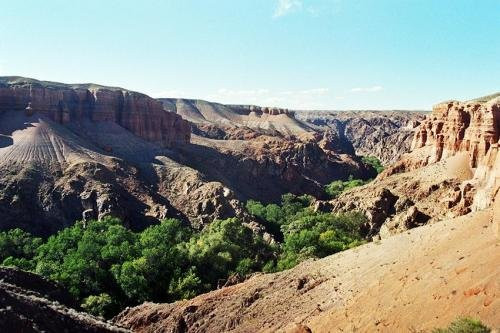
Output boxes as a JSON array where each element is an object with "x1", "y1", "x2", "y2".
[
  {"x1": 299, "y1": 88, "x2": 329, "y2": 95},
  {"x1": 349, "y1": 85, "x2": 383, "y2": 93},
  {"x1": 204, "y1": 87, "x2": 333, "y2": 109},
  {"x1": 273, "y1": 0, "x2": 302, "y2": 17}
]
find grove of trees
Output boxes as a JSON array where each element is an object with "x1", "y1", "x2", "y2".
[{"x1": 0, "y1": 193, "x2": 366, "y2": 318}]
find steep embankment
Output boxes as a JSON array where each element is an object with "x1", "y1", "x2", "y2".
[{"x1": 0, "y1": 267, "x2": 128, "y2": 332}]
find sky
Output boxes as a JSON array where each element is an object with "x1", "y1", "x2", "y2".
[{"x1": 0, "y1": 0, "x2": 498, "y2": 110}]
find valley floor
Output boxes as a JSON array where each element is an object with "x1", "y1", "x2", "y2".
[{"x1": 116, "y1": 205, "x2": 499, "y2": 332}]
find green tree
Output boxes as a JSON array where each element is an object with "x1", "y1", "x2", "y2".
[
  {"x1": 362, "y1": 156, "x2": 384, "y2": 174},
  {"x1": 115, "y1": 218, "x2": 191, "y2": 302},
  {"x1": 0, "y1": 228, "x2": 42, "y2": 270}
]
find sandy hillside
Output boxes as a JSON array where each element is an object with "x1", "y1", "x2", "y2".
[{"x1": 115, "y1": 205, "x2": 499, "y2": 332}]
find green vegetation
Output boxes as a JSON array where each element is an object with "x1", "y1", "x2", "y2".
[
  {"x1": 362, "y1": 155, "x2": 384, "y2": 174},
  {"x1": 1, "y1": 216, "x2": 274, "y2": 318},
  {"x1": 324, "y1": 175, "x2": 369, "y2": 198},
  {"x1": 0, "y1": 228, "x2": 42, "y2": 270},
  {"x1": 432, "y1": 317, "x2": 491, "y2": 333},
  {"x1": 0, "y1": 194, "x2": 365, "y2": 318},
  {"x1": 323, "y1": 156, "x2": 384, "y2": 199},
  {"x1": 246, "y1": 193, "x2": 366, "y2": 271}
]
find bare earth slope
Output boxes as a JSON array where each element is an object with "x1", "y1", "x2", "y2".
[{"x1": 115, "y1": 207, "x2": 499, "y2": 332}]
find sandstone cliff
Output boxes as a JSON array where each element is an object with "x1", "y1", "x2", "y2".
[
  {"x1": 385, "y1": 94, "x2": 499, "y2": 215},
  {"x1": 324, "y1": 93, "x2": 499, "y2": 237},
  {"x1": 0, "y1": 77, "x2": 191, "y2": 147},
  {"x1": 0, "y1": 77, "x2": 239, "y2": 235}
]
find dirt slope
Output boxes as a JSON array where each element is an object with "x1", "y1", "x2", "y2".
[
  {"x1": 0, "y1": 267, "x2": 128, "y2": 333},
  {"x1": 115, "y1": 206, "x2": 499, "y2": 332}
]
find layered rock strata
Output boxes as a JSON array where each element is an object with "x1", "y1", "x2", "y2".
[
  {"x1": 0, "y1": 77, "x2": 191, "y2": 147},
  {"x1": 385, "y1": 95, "x2": 499, "y2": 214}
]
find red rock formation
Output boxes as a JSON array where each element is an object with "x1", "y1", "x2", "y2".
[
  {"x1": 385, "y1": 94, "x2": 499, "y2": 213},
  {"x1": 411, "y1": 98, "x2": 499, "y2": 167},
  {"x1": 0, "y1": 77, "x2": 191, "y2": 147}
]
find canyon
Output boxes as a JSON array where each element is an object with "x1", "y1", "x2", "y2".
[
  {"x1": 0, "y1": 77, "x2": 498, "y2": 332},
  {"x1": 114, "y1": 93, "x2": 499, "y2": 332},
  {"x1": 0, "y1": 77, "x2": 420, "y2": 235}
]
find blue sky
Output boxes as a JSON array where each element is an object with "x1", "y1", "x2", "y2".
[{"x1": 0, "y1": 0, "x2": 498, "y2": 110}]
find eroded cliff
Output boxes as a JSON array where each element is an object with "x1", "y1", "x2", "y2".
[
  {"x1": 0, "y1": 77, "x2": 191, "y2": 147},
  {"x1": 325, "y1": 93, "x2": 499, "y2": 237},
  {"x1": 385, "y1": 94, "x2": 499, "y2": 214}
]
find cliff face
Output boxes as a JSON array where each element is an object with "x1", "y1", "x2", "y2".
[
  {"x1": 0, "y1": 77, "x2": 191, "y2": 147},
  {"x1": 411, "y1": 98, "x2": 499, "y2": 168},
  {"x1": 386, "y1": 95, "x2": 499, "y2": 212}
]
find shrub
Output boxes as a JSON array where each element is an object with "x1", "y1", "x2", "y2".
[
  {"x1": 0, "y1": 228, "x2": 42, "y2": 270},
  {"x1": 362, "y1": 155, "x2": 384, "y2": 174},
  {"x1": 81, "y1": 293, "x2": 117, "y2": 318},
  {"x1": 432, "y1": 317, "x2": 491, "y2": 333},
  {"x1": 325, "y1": 175, "x2": 369, "y2": 198}
]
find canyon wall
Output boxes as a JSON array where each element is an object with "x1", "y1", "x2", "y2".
[
  {"x1": 384, "y1": 94, "x2": 499, "y2": 214},
  {"x1": 295, "y1": 110, "x2": 426, "y2": 165},
  {"x1": 0, "y1": 77, "x2": 191, "y2": 147}
]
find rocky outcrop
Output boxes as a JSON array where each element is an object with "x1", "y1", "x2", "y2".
[
  {"x1": 385, "y1": 94, "x2": 499, "y2": 214},
  {"x1": 323, "y1": 94, "x2": 499, "y2": 237},
  {"x1": 232, "y1": 104, "x2": 294, "y2": 116},
  {"x1": 0, "y1": 267, "x2": 128, "y2": 332},
  {"x1": 0, "y1": 77, "x2": 191, "y2": 147},
  {"x1": 182, "y1": 134, "x2": 375, "y2": 203}
]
